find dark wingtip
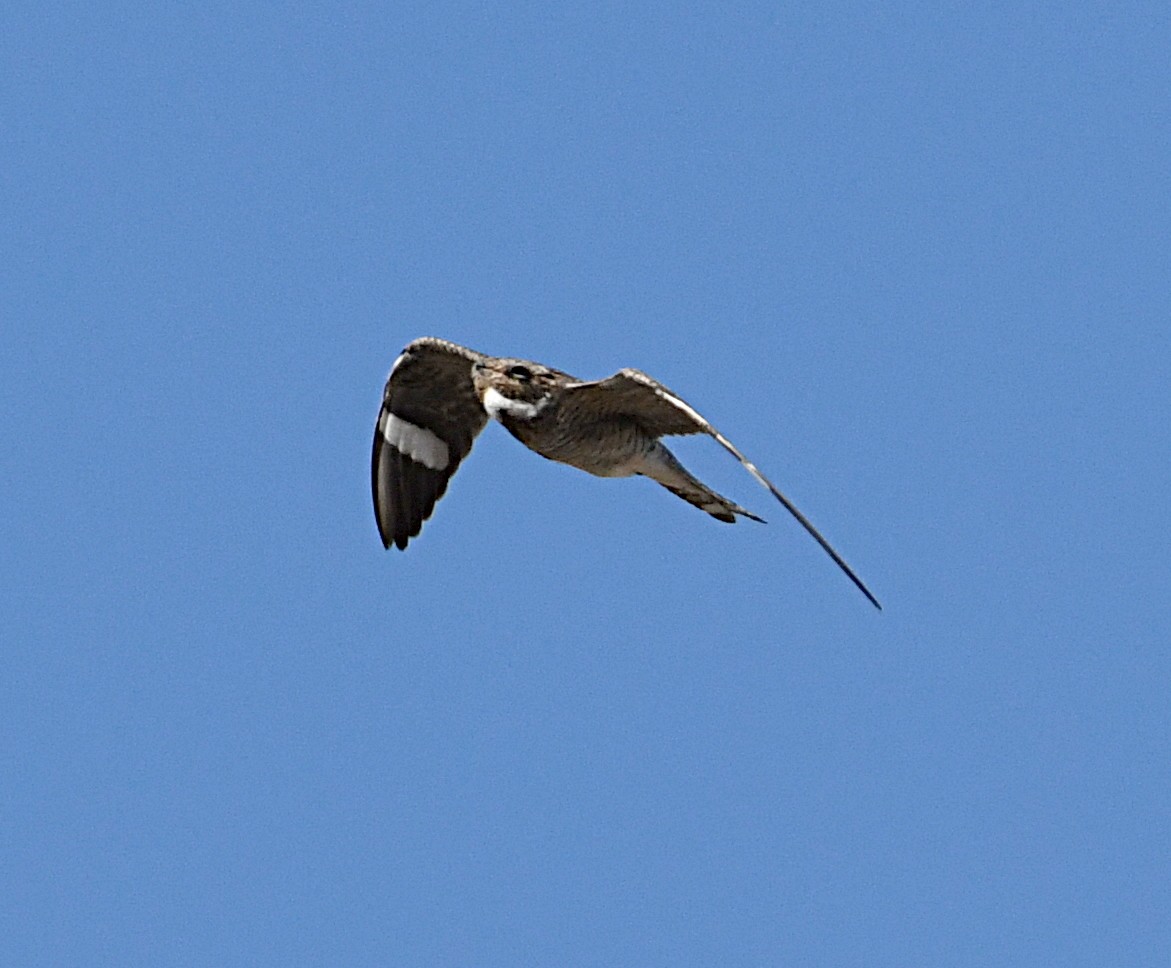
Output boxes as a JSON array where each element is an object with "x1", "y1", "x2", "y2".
[
  {"x1": 374, "y1": 512, "x2": 393, "y2": 550},
  {"x1": 848, "y1": 573, "x2": 883, "y2": 610},
  {"x1": 836, "y1": 559, "x2": 882, "y2": 611}
]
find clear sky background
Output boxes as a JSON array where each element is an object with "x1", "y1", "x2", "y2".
[{"x1": 3, "y1": 2, "x2": 1169, "y2": 965}]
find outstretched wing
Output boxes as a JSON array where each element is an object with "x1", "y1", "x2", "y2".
[
  {"x1": 564, "y1": 368, "x2": 881, "y2": 609},
  {"x1": 372, "y1": 338, "x2": 490, "y2": 550}
]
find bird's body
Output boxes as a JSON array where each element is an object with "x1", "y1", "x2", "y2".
[{"x1": 372, "y1": 337, "x2": 880, "y2": 608}]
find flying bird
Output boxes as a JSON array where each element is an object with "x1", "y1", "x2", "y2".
[{"x1": 372, "y1": 337, "x2": 880, "y2": 609}]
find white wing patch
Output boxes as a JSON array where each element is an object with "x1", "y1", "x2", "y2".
[
  {"x1": 643, "y1": 379, "x2": 775, "y2": 493},
  {"x1": 647, "y1": 382, "x2": 707, "y2": 427},
  {"x1": 381, "y1": 413, "x2": 450, "y2": 471}
]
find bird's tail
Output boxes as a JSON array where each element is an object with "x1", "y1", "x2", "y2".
[{"x1": 638, "y1": 443, "x2": 763, "y2": 524}]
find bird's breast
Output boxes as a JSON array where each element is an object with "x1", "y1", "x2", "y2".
[{"x1": 518, "y1": 417, "x2": 654, "y2": 479}]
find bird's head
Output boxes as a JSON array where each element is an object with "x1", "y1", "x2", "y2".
[{"x1": 473, "y1": 358, "x2": 569, "y2": 421}]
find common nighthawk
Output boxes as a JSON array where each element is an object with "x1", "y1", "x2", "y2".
[{"x1": 372, "y1": 337, "x2": 880, "y2": 609}]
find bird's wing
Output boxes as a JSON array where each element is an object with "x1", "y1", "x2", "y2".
[
  {"x1": 562, "y1": 367, "x2": 717, "y2": 437},
  {"x1": 563, "y1": 368, "x2": 881, "y2": 609},
  {"x1": 372, "y1": 337, "x2": 490, "y2": 550}
]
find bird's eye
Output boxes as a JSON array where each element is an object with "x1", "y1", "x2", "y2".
[{"x1": 507, "y1": 365, "x2": 533, "y2": 383}]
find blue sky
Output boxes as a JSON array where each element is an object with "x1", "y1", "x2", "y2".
[{"x1": 3, "y1": 2, "x2": 1169, "y2": 964}]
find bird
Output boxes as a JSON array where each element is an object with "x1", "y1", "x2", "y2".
[{"x1": 372, "y1": 337, "x2": 881, "y2": 609}]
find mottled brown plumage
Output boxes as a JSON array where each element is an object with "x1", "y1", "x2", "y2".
[{"x1": 372, "y1": 337, "x2": 880, "y2": 609}]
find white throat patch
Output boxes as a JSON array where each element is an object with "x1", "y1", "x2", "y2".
[{"x1": 482, "y1": 387, "x2": 549, "y2": 421}]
